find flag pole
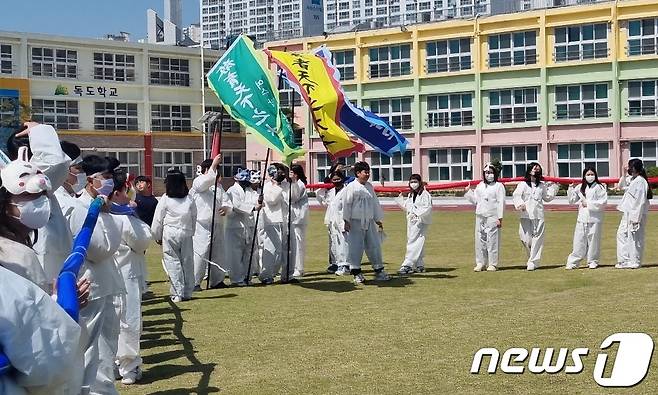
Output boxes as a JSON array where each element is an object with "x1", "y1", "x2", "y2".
[
  {"x1": 245, "y1": 147, "x2": 271, "y2": 285},
  {"x1": 285, "y1": 86, "x2": 296, "y2": 283},
  {"x1": 206, "y1": 107, "x2": 225, "y2": 290}
]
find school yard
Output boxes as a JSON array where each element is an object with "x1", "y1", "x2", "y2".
[{"x1": 123, "y1": 209, "x2": 658, "y2": 394}]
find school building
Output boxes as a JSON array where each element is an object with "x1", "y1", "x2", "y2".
[
  {"x1": 260, "y1": 0, "x2": 658, "y2": 185},
  {"x1": 0, "y1": 31, "x2": 245, "y2": 193}
]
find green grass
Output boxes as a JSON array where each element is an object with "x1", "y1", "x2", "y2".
[{"x1": 122, "y1": 210, "x2": 658, "y2": 394}]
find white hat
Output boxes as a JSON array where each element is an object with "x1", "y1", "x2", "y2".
[
  {"x1": 250, "y1": 170, "x2": 261, "y2": 184},
  {"x1": 0, "y1": 147, "x2": 51, "y2": 195}
]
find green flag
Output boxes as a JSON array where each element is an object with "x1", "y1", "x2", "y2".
[{"x1": 207, "y1": 35, "x2": 304, "y2": 164}]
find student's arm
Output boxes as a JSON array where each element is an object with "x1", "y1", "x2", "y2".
[
  {"x1": 150, "y1": 196, "x2": 166, "y2": 243},
  {"x1": 512, "y1": 183, "x2": 525, "y2": 210},
  {"x1": 496, "y1": 183, "x2": 506, "y2": 220},
  {"x1": 588, "y1": 184, "x2": 608, "y2": 213},
  {"x1": 394, "y1": 193, "x2": 406, "y2": 210},
  {"x1": 189, "y1": 196, "x2": 198, "y2": 227},
  {"x1": 464, "y1": 186, "x2": 477, "y2": 205},
  {"x1": 370, "y1": 184, "x2": 385, "y2": 223},
  {"x1": 341, "y1": 184, "x2": 353, "y2": 223},
  {"x1": 543, "y1": 182, "x2": 559, "y2": 202},
  {"x1": 316, "y1": 187, "x2": 329, "y2": 207},
  {"x1": 69, "y1": 204, "x2": 122, "y2": 263},
  {"x1": 229, "y1": 187, "x2": 254, "y2": 214},
  {"x1": 27, "y1": 124, "x2": 71, "y2": 190},
  {"x1": 628, "y1": 181, "x2": 648, "y2": 224},
  {"x1": 412, "y1": 191, "x2": 433, "y2": 219},
  {"x1": 567, "y1": 184, "x2": 580, "y2": 204},
  {"x1": 123, "y1": 216, "x2": 153, "y2": 254},
  {"x1": 263, "y1": 182, "x2": 283, "y2": 205}
]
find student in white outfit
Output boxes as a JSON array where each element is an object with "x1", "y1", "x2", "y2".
[
  {"x1": 190, "y1": 155, "x2": 232, "y2": 289},
  {"x1": 247, "y1": 170, "x2": 263, "y2": 280},
  {"x1": 465, "y1": 163, "x2": 506, "y2": 272},
  {"x1": 290, "y1": 164, "x2": 309, "y2": 278},
  {"x1": 616, "y1": 158, "x2": 652, "y2": 269},
  {"x1": 56, "y1": 141, "x2": 86, "y2": 218},
  {"x1": 342, "y1": 161, "x2": 391, "y2": 284},
  {"x1": 108, "y1": 171, "x2": 152, "y2": 385},
  {"x1": 151, "y1": 170, "x2": 197, "y2": 301},
  {"x1": 565, "y1": 167, "x2": 607, "y2": 270},
  {"x1": 512, "y1": 162, "x2": 559, "y2": 271},
  {"x1": 317, "y1": 168, "x2": 350, "y2": 276},
  {"x1": 396, "y1": 173, "x2": 433, "y2": 275},
  {"x1": 225, "y1": 168, "x2": 261, "y2": 286},
  {"x1": 316, "y1": 164, "x2": 346, "y2": 274}
]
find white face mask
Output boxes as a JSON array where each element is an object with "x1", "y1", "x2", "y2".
[
  {"x1": 11, "y1": 195, "x2": 51, "y2": 230},
  {"x1": 485, "y1": 174, "x2": 495, "y2": 182},
  {"x1": 585, "y1": 175, "x2": 596, "y2": 184},
  {"x1": 409, "y1": 181, "x2": 420, "y2": 190},
  {"x1": 95, "y1": 177, "x2": 115, "y2": 197},
  {"x1": 71, "y1": 172, "x2": 87, "y2": 194}
]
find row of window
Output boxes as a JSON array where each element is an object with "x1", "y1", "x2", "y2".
[
  {"x1": 324, "y1": 18, "x2": 658, "y2": 81},
  {"x1": 314, "y1": 141, "x2": 658, "y2": 182}
]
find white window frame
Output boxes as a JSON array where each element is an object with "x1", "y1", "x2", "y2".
[
  {"x1": 368, "y1": 44, "x2": 412, "y2": 78},
  {"x1": 629, "y1": 141, "x2": 658, "y2": 169},
  {"x1": 332, "y1": 49, "x2": 355, "y2": 81},
  {"x1": 32, "y1": 99, "x2": 79, "y2": 130},
  {"x1": 93, "y1": 52, "x2": 136, "y2": 82},
  {"x1": 31, "y1": 46, "x2": 78, "y2": 79},
  {"x1": 489, "y1": 145, "x2": 539, "y2": 178},
  {"x1": 315, "y1": 152, "x2": 358, "y2": 182},
  {"x1": 94, "y1": 102, "x2": 138, "y2": 131},
  {"x1": 0, "y1": 44, "x2": 12, "y2": 75},
  {"x1": 427, "y1": 93, "x2": 473, "y2": 127},
  {"x1": 153, "y1": 150, "x2": 197, "y2": 179},
  {"x1": 84, "y1": 149, "x2": 143, "y2": 177},
  {"x1": 151, "y1": 104, "x2": 192, "y2": 132},
  {"x1": 627, "y1": 80, "x2": 658, "y2": 117},
  {"x1": 627, "y1": 18, "x2": 658, "y2": 56},
  {"x1": 428, "y1": 148, "x2": 472, "y2": 181},
  {"x1": 368, "y1": 97, "x2": 413, "y2": 131},
  {"x1": 370, "y1": 151, "x2": 413, "y2": 182},
  {"x1": 556, "y1": 143, "x2": 610, "y2": 178},
  {"x1": 554, "y1": 23, "x2": 608, "y2": 62},
  {"x1": 487, "y1": 31, "x2": 537, "y2": 68},
  {"x1": 555, "y1": 83, "x2": 609, "y2": 120},
  {"x1": 425, "y1": 38, "x2": 471, "y2": 73},
  {"x1": 488, "y1": 88, "x2": 538, "y2": 124},
  {"x1": 149, "y1": 57, "x2": 190, "y2": 87}
]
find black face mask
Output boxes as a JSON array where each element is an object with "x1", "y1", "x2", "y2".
[
  {"x1": 239, "y1": 181, "x2": 251, "y2": 189},
  {"x1": 332, "y1": 181, "x2": 343, "y2": 189},
  {"x1": 275, "y1": 174, "x2": 286, "y2": 183}
]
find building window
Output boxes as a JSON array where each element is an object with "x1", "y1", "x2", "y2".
[
  {"x1": 554, "y1": 23, "x2": 608, "y2": 62},
  {"x1": 1, "y1": 44, "x2": 12, "y2": 74},
  {"x1": 279, "y1": 88, "x2": 302, "y2": 108},
  {"x1": 93, "y1": 52, "x2": 136, "y2": 82},
  {"x1": 428, "y1": 148, "x2": 472, "y2": 181},
  {"x1": 153, "y1": 150, "x2": 195, "y2": 179},
  {"x1": 489, "y1": 145, "x2": 538, "y2": 178},
  {"x1": 557, "y1": 143, "x2": 609, "y2": 177},
  {"x1": 94, "y1": 102, "x2": 138, "y2": 131},
  {"x1": 630, "y1": 141, "x2": 658, "y2": 168},
  {"x1": 31, "y1": 99, "x2": 79, "y2": 130},
  {"x1": 427, "y1": 93, "x2": 473, "y2": 127},
  {"x1": 220, "y1": 150, "x2": 246, "y2": 178},
  {"x1": 333, "y1": 49, "x2": 355, "y2": 80},
  {"x1": 31, "y1": 47, "x2": 78, "y2": 78},
  {"x1": 369, "y1": 44, "x2": 411, "y2": 78},
  {"x1": 149, "y1": 57, "x2": 190, "y2": 86},
  {"x1": 488, "y1": 31, "x2": 536, "y2": 68},
  {"x1": 204, "y1": 106, "x2": 241, "y2": 133},
  {"x1": 370, "y1": 151, "x2": 413, "y2": 182},
  {"x1": 85, "y1": 149, "x2": 142, "y2": 176},
  {"x1": 426, "y1": 38, "x2": 471, "y2": 73},
  {"x1": 488, "y1": 88, "x2": 538, "y2": 124},
  {"x1": 627, "y1": 18, "x2": 658, "y2": 56},
  {"x1": 315, "y1": 152, "x2": 357, "y2": 182},
  {"x1": 151, "y1": 104, "x2": 192, "y2": 132},
  {"x1": 368, "y1": 97, "x2": 413, "y2": 130},
  {"x1": 555, "y1": 83, "x2": 609, "y2": 120},
  {"x1": 627, "y1": 80, "x2": 658, "y2": 117}
]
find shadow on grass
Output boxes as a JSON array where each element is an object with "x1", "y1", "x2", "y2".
[
  {"x1": 143, "y1": 307, "x2": 189, "y2": 316},
  {"x1": 422, "y1": 267, "x2": 456, "y2": 273},
  {"x1": 143, "y1": 318, "x2": 178, "y2": 327},
  {"x1": 142, "y1": 296, "x2": 170, "y2": 306},
  {"x1": 497, "y1": 264, "x2": 564, "y2": 271},
  {"x1": 146, "y1": 385, "x2": 220, "y2": 394},
  {"x1": 296, "y1": 280, "x2": 362, "y2": 293},
  {"x1": 188, "y1": 293, "x2": 238, "y2": 301}
]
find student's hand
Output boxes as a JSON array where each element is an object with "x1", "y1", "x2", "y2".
[
  {"x1": 14, "y1": 121, "x2": 41, "y2": 137},
  {"x1": 581, "y1": 199, "x2": 587, "y2": 208},
  {"x1": 464, "y1": 184, "x2": 471, "y2": 192},
  {"x1": 631, "y1": 222, "x2": 640, "y2": 232},
  {"x1": 569, "y1": 183, "x2": 575, "y2": 188},
  {"x1": 376, "y1": 221, "x2": 383, "y2": 231},
  {"x1": 518, "y1": 204, "x2": 526, "y2": 211},
  {"x1": 254, "y1": 203, "x2": 263, "y2": 211},
  {"x1": 155, "y1": 239, "x2": 162, "y2": 245},
  {"x1": 496, "y1": 219, "x2": 502, "y2": 228},
  {"x1": 77, "y1": 278, "x2": 91, "y2": 309},
  {"x1": 218, "y1": 208, "x2": 227, "y2": 216},
  {"x1": 211, "y1": 154, "x2": 222, "y2": 172},
  {"x1": 344, "y1": 220, "x2": 351, "y2": 233}
]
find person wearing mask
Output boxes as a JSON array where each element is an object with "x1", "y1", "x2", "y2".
[
  {"x1": 133, "y1": 175, "x2": 158, "y2": 227},
  {"x1": 396, "y1": 174, "x2": 433, "y2": 275},
  {"x1": 290, "y1": 164, "x2": 309, "y2": 278},
  {"x1": 190, "y1": 155, "x2": 232, "y2": 290},
  {"x1": 616, "y1": 158, "x2": 652, "y2": 269},
  {"x1": 56, "y1": 141, "x2": 86, "y2": 216},
  {"x1": 151, "y1": 170, "x2": 197, "y2": 301},
  {"x1": 465, "y1": 164, "x2": 506, "y2": 272},
  {"x1": 342, "y1": 161, "x2": 391, "y2": 284},
  {"x1": 512, "y1": 162, "x2": 559, "y2": 271},
  {"x1": 108, "y1": 171, "x2": 152, "y2": 385},
  {"x1": 317, "y1": 168, "x2": 350, "y2": 276},
  {"x1": 565, "y1": 167, "x2": 607, "y2": 270},
  {"x1": 248, "y1": 170, "x2": 264, "y2": 280}
]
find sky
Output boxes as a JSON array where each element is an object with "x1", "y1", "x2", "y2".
[{"x1": 0, "y1": 0, "x2": 200, "y2": 41}]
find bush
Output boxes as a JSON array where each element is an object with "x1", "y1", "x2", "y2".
[{"x1": 647, "y1": 166, "x2": 658, "y2": 178}]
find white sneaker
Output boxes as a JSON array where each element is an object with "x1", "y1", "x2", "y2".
[
  {"x1": 486, "y1": 265, "x2": 497, "y2": 272},
  {"x1": 121, "y1": 367, "x2": 142, "y2": 385},
  {"x1": 293, "y1": 270, "x2": 303, "y2": 278},
  {"x1": 588, "y1": 262, "x2": 598, "y2": 269},
  {"x1": 353, "y1": 273, "x2": 366, "y2": 284},
  {"x1": 374, "y1": 270, "x2": 391, "y2": 281},
  {"x1": 527, "y1": 263, "x2": 537, "y2": 271},
  {"x1": 398, "y1": 266, "x2": 414, "y2": 275},
  {"x1": 615, "y1": 262, "x2": 640, "y2": 269},
  {"x1": 335, "y1": 266, "x2": 349, "y2": 276},
  {"x1": 474, "y1": 264, "x2": 484, "y2": 272},
  {"x1": 565, "y1": 264, "x2": 577, "y2": 270},
  {"x1": 171, "y1": 296, "x2": 182, "y2": 303}
]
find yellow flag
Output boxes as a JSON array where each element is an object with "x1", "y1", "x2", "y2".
[{"x1": 266, "y1": 50, "x2": 364, "y2": 159}]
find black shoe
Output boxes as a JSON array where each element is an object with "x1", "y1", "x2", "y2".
[
  {"x1": 287, "y1": 278, "x2": 300, "y2": 284},
  {"x1": 327, "y1": 264, "x2": 338, "y2": 274},
  {"x1": 209, "y1": 282, "x2": 229, "y2": 289},
  {"x1": 193, "y1": 285, "x2": 203, "y2": 292}
]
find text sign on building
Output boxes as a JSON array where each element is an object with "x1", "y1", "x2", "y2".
[{"x1": 54, "y1": 84, "x2": 119, "y2": 98}]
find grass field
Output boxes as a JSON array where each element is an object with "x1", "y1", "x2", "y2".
[{"x1": 121, "y1": 209, "x2": 658, "y2": 395}]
